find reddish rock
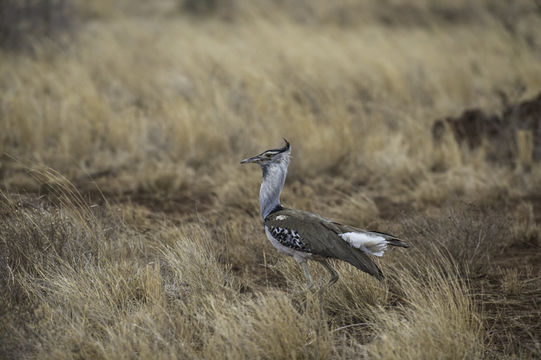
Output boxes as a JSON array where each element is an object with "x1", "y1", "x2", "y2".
[{"x1": 432, "y1": 91, "x2": 541, "y2": 164}]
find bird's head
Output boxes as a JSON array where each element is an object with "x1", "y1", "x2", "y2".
[{"x1": 241, "y1": 139, "x2": 291, "y2": 167}]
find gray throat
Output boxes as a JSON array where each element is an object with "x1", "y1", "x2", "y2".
[{"x1": 259, "y1": 161, "x2": 288, "y2": 220}]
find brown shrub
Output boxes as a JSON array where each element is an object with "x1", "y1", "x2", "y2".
[
  {"x1": 0, "y1": 0, "x2": 76, "y2": 50},
  {"x1": 397, "y1": 203, "x2": 511, "y2": 277}
]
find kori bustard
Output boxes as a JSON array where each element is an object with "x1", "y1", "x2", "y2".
[{"x1": 241, "y1": 140, "x2": 408, "y2": 287}]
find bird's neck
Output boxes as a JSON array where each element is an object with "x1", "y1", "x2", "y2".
[{"x1": 259, "y1": 162, "x2": 288, "y2": 220}]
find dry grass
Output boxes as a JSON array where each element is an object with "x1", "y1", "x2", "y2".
[
  {"x1": 366, "y1": 264, "x2": 484, "y2": 359},
  {"x1": 1, "y1": 1, "x2": 541, "y2": 359}
]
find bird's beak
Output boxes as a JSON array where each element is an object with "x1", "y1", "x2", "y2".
[{"x1": 240, "y1": 155, "x2": 260, "y2": 164}]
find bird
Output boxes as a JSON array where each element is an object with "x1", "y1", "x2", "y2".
[{"x1": 241, "y1": 139, "x2": 409, "y2": 288}]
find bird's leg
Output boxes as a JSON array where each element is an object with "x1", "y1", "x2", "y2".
[
  {"x1": 316, "y1": 259, "x2": 339, "y2": 287},
  {"x1": 299, "y1": 260, "x2": 313, "y2": 289}
]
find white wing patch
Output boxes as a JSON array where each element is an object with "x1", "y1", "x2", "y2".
[
  {"x1": 276, "y1": 215, "x2": 287, "y2": 220},
  {"x1": 339, "y1": 232, "x2": 387, "y2": 257}
]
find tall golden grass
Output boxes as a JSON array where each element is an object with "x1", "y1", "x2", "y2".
[{"x1": 1, "y1": 1, "x2": 541, "y2": 358}]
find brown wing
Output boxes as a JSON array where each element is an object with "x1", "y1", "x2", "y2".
[{"x1": 265, "y1": 209, "x2": 384, "y2": 280}]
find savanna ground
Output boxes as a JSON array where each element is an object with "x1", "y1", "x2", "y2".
[{"x1": 1, "y1": 0, "x2": 541, "y2": 358}]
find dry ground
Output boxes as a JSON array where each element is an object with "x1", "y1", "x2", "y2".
[{"x1": 1, "y1": 1, "x2": 541, "y2": 359}]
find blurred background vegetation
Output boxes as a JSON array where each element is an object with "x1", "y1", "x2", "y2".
[{"x1": 1, "y1": 0, "x2": 540, "y2": 196}]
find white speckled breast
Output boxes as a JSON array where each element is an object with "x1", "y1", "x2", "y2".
[{"x1": 264, "y1": 226, "x2": 311, "y2": 261}]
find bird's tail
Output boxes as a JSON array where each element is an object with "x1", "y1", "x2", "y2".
[{"x1": 369, "y1": 231, "x2": 409, "y2": 248}]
